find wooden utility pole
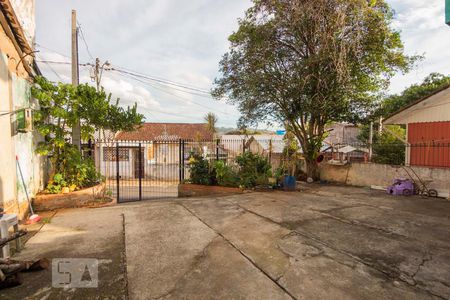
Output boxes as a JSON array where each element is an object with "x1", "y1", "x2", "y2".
[{"x1": 71, "y1": 9, "x2": 81, "y2": 150}]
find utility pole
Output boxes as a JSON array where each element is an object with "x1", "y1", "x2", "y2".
[
  {"x1": 92, "y1": 57, "x2": 110, "y2": 91},
  {"x1": 71, "y1": 9, "x2": 81, "y2": 150}
]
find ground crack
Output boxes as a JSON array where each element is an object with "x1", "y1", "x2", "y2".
[
  {"x1": 121, "y1": 213, "x2": 130, "y2": 300},
  {"x1": 411, "y1": 252, "x2": 433, "y2": 284},
  {"x1": 152, "y1": 236, "x2": 219, "y2": 300},
  {"x1": 232, "y1": 200, "x2": 446, "y2": 300},
  {"x1": 178, "y1": 202, "x2": 297, "y2": 300}
]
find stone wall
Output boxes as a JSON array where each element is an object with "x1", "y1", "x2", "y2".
[{"x1": 319, "y1": 162, "x2": 450, "y2": 197}]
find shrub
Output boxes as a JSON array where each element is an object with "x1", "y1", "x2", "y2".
[
  {"x1": 188, "y1": 153, "x2": 215, "y2": 185},
  {"x1": 235, "y1": 152, "x2": 272, "y2": 188},
  {"x1": 213, "y1": 160, "x2": 240, "y2": 187},
  {"x1": 45, "y1": 148, "x2": 102, "y2": 194}
]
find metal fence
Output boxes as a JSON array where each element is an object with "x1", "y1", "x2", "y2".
[
  {"x1": 91, "y1": 138, "x2": 286, "y2": 202},
  {"x1": 326, "y1": 142, "x2": 450, "y2": 168}
]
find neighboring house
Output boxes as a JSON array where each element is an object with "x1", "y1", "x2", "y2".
[
  {"x1": 220, "y1": 134, "x2": 286, "y2": 168},
  {"x1": 384, "y1": 85, "x2": 450, "y2": 168},
  {"x1": 96, "y1": 123, "x2": 213, "y2": 180},
  {"x1": 323, "y1": 123, "x2": 367, "y2": 162},
  {"x1": 0, "y1": 0, "x2": 44, "y2": 218},
  {"x1": 324, "y1": 123, "x2": 361, "y2": 145}
]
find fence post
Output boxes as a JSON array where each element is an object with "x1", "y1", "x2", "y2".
[
  {"x1": 138, "y1": 142, "x2": 142, "y2": 201},
  {"x1": 116, "y1": 142, "x2": 120, "y2": 202},
  {"x1": 181, "y1": 140, "x2": 185, "y2": 181},
  {"x1": 179, "y1": 139, "x2": 182, "y2": 182},
  {"x1": 216, "y1": 139, "x2": 219, "y2": 161}
]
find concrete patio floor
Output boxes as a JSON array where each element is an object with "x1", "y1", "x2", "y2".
[{"x1": 1, "y1": 184, "x2": 449, "y2": 299}]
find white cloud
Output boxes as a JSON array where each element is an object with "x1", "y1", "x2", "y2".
[{"x1": 388, "y1": 0, "x2": 450, "y2": 94}]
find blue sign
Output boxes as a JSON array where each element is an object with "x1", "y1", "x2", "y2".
[{"x1": 276, "y1": 130, "x2": 286, "y2": 135}]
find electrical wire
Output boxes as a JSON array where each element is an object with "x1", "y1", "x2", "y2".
[
  {"x1": 111, "y1": 67, "x2": 212, "y2": 95},
  {"x1": 34, "y1": 43, "x2": 71, "y2": 59},
  {"x1": 77, "y1": 21, "x2": 95, "y2": 61},
  {"x1": 112, "y1": 65, "x2": 211, "y2": 93},
  {"x1": 115, "y1": 70, "x2": 234, "y2": 116},
  {"x1": 36, "y1": 60, "x2": 89, "y2": 67},
  {"x1": 37, "y1": 54, "x2": 65, "y2": 82}
]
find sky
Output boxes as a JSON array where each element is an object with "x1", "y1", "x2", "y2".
[{"x1": 35, "y1": 0, "x2": 450, "y2": 129}]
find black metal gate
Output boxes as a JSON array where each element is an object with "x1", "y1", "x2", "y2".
[
  {"x1": 94, "y1": 139, "x2": 188, "y2": 203},
  {"x1": 92, "y1": 137, "x2": 278, "y2": 203}
]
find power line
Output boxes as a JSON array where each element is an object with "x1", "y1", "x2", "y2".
[
  {"x1": 36, "y1": 60, "x2": 90, "y2": 66},
  {"x1": 111, "y1": 67, "x2": 212, "y2": 95},
  {"x1": 34, "y1": 43, "x2": 71, "y2": 59},
  {"x1": 113, "y1": 65, "x2": 211, "y2": 93},
  {"x1": 77, "y1": 21, "x2": 95, "y2": 61},
  {"x1": 116, "y1": 70, "x2": 234, "y2": 116}
]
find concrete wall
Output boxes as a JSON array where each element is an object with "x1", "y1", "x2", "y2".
[
  {"x1": 0, "y1": 7, "x2": 44, "y2": 218},
  {"x1": 319, "y1": 162, "x2": 450, "y2": 197},
  {"x1": 9, "y1": 0, "x2": 35, "y2": 45}
]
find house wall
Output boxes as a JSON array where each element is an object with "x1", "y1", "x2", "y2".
[
  {"x1": 318, "y1": 162, "x2": 450, "y2": 197},
  {"x1": 97, "y1": 143, "x2": 182, "y2": 180},
  {"x1": 407, "y1": 121, "x2": 450, "y2": 168},
  {"x1": 0, "y1": 14, "x2": 43, "y2": 218},
  {"x1": 385, "y1": 87, "x2": 450, "y2": 124}
]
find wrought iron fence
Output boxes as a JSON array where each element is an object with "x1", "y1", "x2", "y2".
[
  {"x1": 327, "y1": 142, "x2": 450, "y2": 168},
  {"x1": 91, "y1": 137, "x2": 288, "y2": 202}
]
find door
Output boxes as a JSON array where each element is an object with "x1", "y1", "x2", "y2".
[{"x1": 134, "y1": 148, "x2": 144, "y2": 179}]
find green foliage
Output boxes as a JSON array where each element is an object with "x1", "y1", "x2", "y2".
[
  {"x1": 46, "y1": 173, "x2": 66, "y2": 194},
  {"x1": 379, "y1": 73, "x2": 450, "y2": 117},
  {"x1": 213, "y1": 0, "x2": 415, "y2": 178},
  {"x1": 187, "y1": 152, "x2": 272, "y2": 188},
  {"x1": 235, "y1": 152, "x2": 272, "y2": 188},
  {"x1": 358, "y1": 125, "x2": 406, "y2": 165},
  {"x1": 32, "y1": 76, "x2": 144, "y2": 192},
  {"x1": 204, "y1": 112, "x2": 218, "y2": 135},
  {"x1": 188, "y1": 153, "x2": 215, "y2": 185},
  {"x1": 213, "y1": 160, "x2": 240, "y2": 187},
  {"x1": 45, "y1": 149, "x2": 102, "y2": 194}
]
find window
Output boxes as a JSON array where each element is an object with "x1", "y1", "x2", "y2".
[{"x1": 103, "y1": 147, "x2": 129, "y2": 161}]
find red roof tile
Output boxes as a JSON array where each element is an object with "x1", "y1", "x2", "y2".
[{"x1": 115, "y1": 123, "x2": 213, "y2": 141}]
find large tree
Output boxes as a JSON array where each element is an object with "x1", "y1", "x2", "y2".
[
  {"x1": 213, "y1": 0, "x2": 414, "y2": 179},
  {"x1": 380, "y1": 73, "x2": 450, "y2": 117}
]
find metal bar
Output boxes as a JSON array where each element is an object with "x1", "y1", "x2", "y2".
[
  {"x1": 182, "y1": 140, "x2": 185, "y2": 181},
  {"x1": 179, "y1": 139, "x2": 182, "y2": 182},
  {"x1": 116, "y1": 142, "x2": 120, "y2": 203},
  {"x1": 216, "y1": 139, "x2": 219, "y2": 161},
  {"x1": 139, "y1": 142, "x2": 142, "y2": 201}
]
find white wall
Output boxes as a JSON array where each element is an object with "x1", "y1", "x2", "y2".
[{"x1": 319, "y1": 162, "x2": 450, "y2": 198}]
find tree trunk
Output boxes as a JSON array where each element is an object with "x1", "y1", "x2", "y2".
[{"x1": 305, "y1": 157, "x2": 320, "y2": 181}]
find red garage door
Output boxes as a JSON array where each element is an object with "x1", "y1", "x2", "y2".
[{"x1": 408, "y1": 122, "x2": 450, "y2": 168}]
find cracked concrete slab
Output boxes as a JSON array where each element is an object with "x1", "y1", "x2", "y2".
[
  {"x1": 160, "y1": 237, "x2": 291, "y2": 300},
  {"x1": 3, "y1": 184, "x2": 450, "y2": 299},
  {"x1": 124, "y1": 202, "x2": 217, "y2": 299},
  {"x1": 0, "y1": 207, "x2": 126, "y2": 299}
]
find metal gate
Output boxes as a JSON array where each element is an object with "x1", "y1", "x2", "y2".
[
  {"x1": 92, "y1": 137, "x2": 280, "y2": 203},
  {"x1": 94, "y1": 140, "x2": 188, "y2": 203}
]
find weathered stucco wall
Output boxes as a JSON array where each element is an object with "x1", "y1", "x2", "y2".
[
  {"x1": 0, "y1": 9, "x2": 43, "y2": 218},
  {"x1": 0, "y1": 52, "x2": 18, "y2": 214},
  {"x1": 9, "y1": 0, "x2": 35, "y2": 45},
  {"x1": 319, "y1": 163, "x2": 450, "y2": 197}
]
